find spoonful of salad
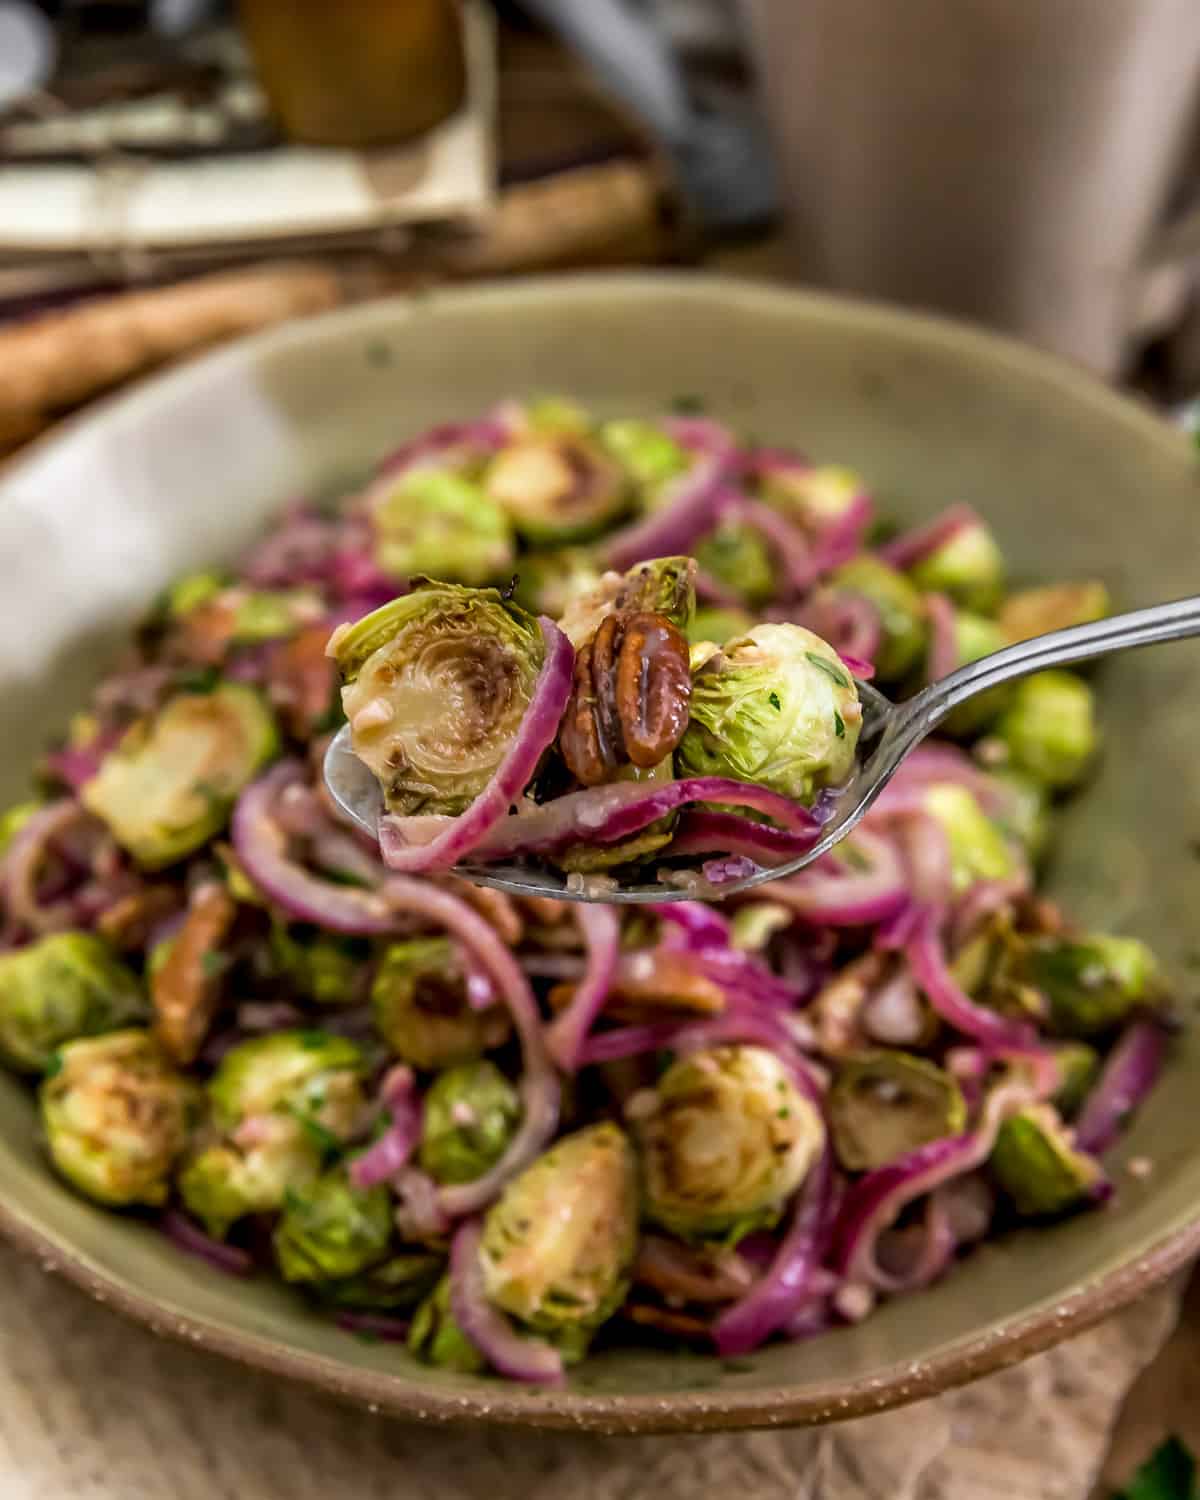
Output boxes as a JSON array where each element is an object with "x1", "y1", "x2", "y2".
[{"x1": 323, "y1": 557, "x2": 1200, "y2": 903}]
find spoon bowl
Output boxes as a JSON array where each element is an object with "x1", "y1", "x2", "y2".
[{"x1": 325, "y1": 595, "x2": 1200, "y2": 902}]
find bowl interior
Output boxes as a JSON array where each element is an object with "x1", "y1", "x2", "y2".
[{"x1": 1, "y1": 275, "x2": 1199, "y2": 1431}]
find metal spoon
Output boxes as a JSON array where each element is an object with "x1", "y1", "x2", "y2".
[{"x1": 325, "y1": 595, "x2": 1200, "y2": 903}]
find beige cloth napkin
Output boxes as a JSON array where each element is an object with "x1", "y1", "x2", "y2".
[{"x1": 0, "y1": 1240, "x2": 1176, "y2": 1500}]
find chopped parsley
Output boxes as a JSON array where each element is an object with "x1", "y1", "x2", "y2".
[
  {"x1": 1117, "y1": 1437, "x2": 1197, "y2": 1500},
  {"x1": 833, "y1": 711, "x2": 846, "y2": 739},
  {"x1": 768, "y1": 691, "x2": 782, "y2": 711},
  {"x1": 805, "y1": 652, "x2": 850, "y2": 689}
]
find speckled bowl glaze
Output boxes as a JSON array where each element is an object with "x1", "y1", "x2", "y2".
[{"x1": 0, "y1": 275, "x2": 1198, "y2": 1433}]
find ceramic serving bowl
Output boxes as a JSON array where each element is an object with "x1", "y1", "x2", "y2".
[{"x1": 0, "y1": 275, "x2": 1198, "y2": 1434}]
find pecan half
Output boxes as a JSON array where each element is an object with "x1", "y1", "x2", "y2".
[
  {"x1": 559, "y1": 609, "x2": 691, "y2": 784},
  {"x1": 151, "y1": 880, "x2": 236, "y2": 1064}
]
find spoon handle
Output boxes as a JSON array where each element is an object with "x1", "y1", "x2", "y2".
[{"x1": 896, "y1": 593, "x2": 1200, "y2": 743}]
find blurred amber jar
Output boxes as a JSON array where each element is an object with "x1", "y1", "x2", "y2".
[{"x1": 238, "y1": 0, "x2": 467, "y2": 148}]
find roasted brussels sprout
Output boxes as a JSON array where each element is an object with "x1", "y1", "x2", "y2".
[
  {"x1": 828, "y1": 1051, "x2": 966, "y2": 1171},
  {"x1": 921, "y1": 783, "x2": 1022, "y2": 893},
  {"x1": 510, "y1": 548, "x2": 603, "y2": 618},
  {"x1": 81, "y1": 683, "x2": 279, "y2": 868},
  {"x1": 409, "y1": 1274, "x2": 485, "y2": 1373},
  {"x1": 179, "y1": 1113, "x2": 321, "y2": 1237},
  {"x1": 694, "y1": 522, "x2": 776, "y2": 607},
  {"x1": 0, "y1": 799, "x2": 39, "y2": 855},
  {"x1": 273, "y1": 1166, "x2": 393, "y2": 1284},
  {"x1": 321, "y1": 1250, "x2": 443, "y2": 1311},
  {"x1": 632, "y1": 1046, "x2": 825, "y2": 1242},
  {"x1": 678, "y1": 623, "x2": 862, "y2": 804},
  {"x1": 758, "y1": 462, "x2": 865, "y2": 530},
  {"x1": 419, "y1": 1060, "x2": 521, "y2": 1185},
  {"x1": 999, "y1": 581, "x2": 1110, "y2": 644},
  {"x1": 687, "y1": 606, "x2": 753, "y2": 647},
  {"x1": 484, "y1": 431, "x2": 630, "y2": 544},
  {"x1": 599, "y1": 418, "x2": 688, "y2": 493},
  {"x1": 40, "y1": 1029, "x2": 197, "y2": 1206},
  {"x1": 557, "y1": 555, "x2": 696, "y2": 649},
  {"x1": 208, "y1": 1030, "x2": 367, "y2": 1141},
  {"x1": 329, "y1": 582, "x2": 545, "y2": 817},
  {"x1": 828, "y1": 555, "x2": 927, "y2": 680},
  {"x1": 479, "y1": 1122, "x2": 638, "y2": 1336},
  {"x1": 269, "y1": 924, "x2": 367, "y2": 1007},
  {"x1": 989, "y1": 1103, "x2": 1102, "y2": 1216},
  {"x1": 729, "y1": 901, "x2": 793, "y2": 952},
  {"x1": 1052, "y1": 1041, "x2": 1101, "y2": 1119},
  {"x1": 1019, "y1": 934, "x2": 1165, "y2": 1038},
  {"x1": 909, "y1": 514, "x2": 1005, "y2": 613},
  {"x1": 369, "y1": 469, "x2": 514, "y2": 586},
  {"x1": 372, "y1": 938, "x2": 510, "y2": 1071},
  {"x1": 0, "y1": 932, "x2": 146, "y2": 1073},
  {"x1": 990, "y1": 671, "x2": 1099, "y2": 790}
]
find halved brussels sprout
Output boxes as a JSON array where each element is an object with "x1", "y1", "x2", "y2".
[
  {"x1": 1052, "y1": 1041, "x2": 1100, "y2": 1119},
  {"x1": 632, "y1": 1045, "x2": 825, "y2": 1242},
  {"x1": 40, "y1": 1029, "x2": 198, "y2": 1207},
  {"x1": 208, "y1": 1030, "x2": 367, "y2": 1141},
  {"x1": 678, "y1": 623, "x2": 862, "y2": 804},
  {"x1": 269, "y1": 924, "x2": 368, "y2": 1007},
  {"x1": 179, "y1": 1113, "x2": 321, "y2": 1237},
  {"x1": 0, "y1": 932, "x2": 146, "y2": 1073},
  {"x1": 909, "y1": 515, "x2": 1005, "y2": 613},
  {"x1": 321, "y1": 1251, "x2": 444, "y2": 1311},
  {"x1": 484, "y1": 431, "x2": 629, "y2": 545},
  {"x1": 0, "y1": 799, "x2": 40, "y2": 855},
  {"x1": 829, "y1": 1050, "x2": 966, "y2": 1171},
  {"x1": 557, "y1": 555, "x2": 696, "y2": 649},
  {"x1": 372, "y1": 937, "x2": 510, "y2": 1071},
  {"x1": 81, "y1": 683, "x2": 279, "y2": 868},
  {"x1": 694, "y1": 522, "x2": 776, "y2": 607},
  {"x1": 999, "y1": 581, "x2": 1110, "y2": 644},
  {"x1": 329, "y1": 582, "x2": 545, "y2": 817},
  {"x1": 688, "y1": 606, "x2": 753, "y2": 647},
  {"x1": 479, "y1": 1122, "x2": 638, "y2": 1334},
  {"x1": 599, "y1": 418, "x2": 688, "y2": 494},
  {"x1": 829, "y1": 555, "x2": 927, "y2": 680},
  {"x1": 1019, "y1": 933, "x2": 1166, "y2": 1038},
  {"x1": 419, "y1": 1060, "x2": 522, "y2": 1185},
  {"x1": 921, "y1": 783, "x2": 1022, "y2": 894},
  {"x1": 369, "y1": 469, "x2": 514, "y2": 586},
  {"x1": 989, "y1": 1103, "x2": 1101, "y2": 1216},
  {"x1": 510, "y1": 548, "x2": 603, "y2": 619},
  {"x1": 759, "y1": 462, "x2": 865, "y2": 530},
  {"x1": 408, "y1": 1274, "x2": 485, "y2": 1373},
  {"x1": 273, "y1": 1166, "x2": 393, "y2": 1284},
  {"x1": 990, "y1": 671, "x2": 1099, "y2": 790}
]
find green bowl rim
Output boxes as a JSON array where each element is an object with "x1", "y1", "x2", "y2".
[{"x1": 1, "y1": 271, "x2": 1195, "y2": 1433}]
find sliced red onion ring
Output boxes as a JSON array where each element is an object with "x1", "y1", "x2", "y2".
[
  {"x1": 3, "y1": 799, "x2": 99, "y2": 938},
  {"x1": 544, "y1": 904, "x2": 621, "y2": 1071},
  {"x1": 905, "y1": 911, "x2": 1040, "y2": 1050},
  {"x1": 232, "y1": 763, "x2": 396, "y2": 934},
  {"x1": 603, "y1": 423, "x2": 736, "y2": 570},
  {"x1": 694, "y1": 568, "x2": 747, "y2": 610},
  {"x1": 334, "y1": 1311, "x2": 411, "y2": 1341},
  {"x1": 381, "y1": 877, "x2": 560, "y2": 1216},
  {"x1": 887, "y1": 808, "x2": 954, "y2": 910},
  {"x1": 840, "y1": 654, "x2": 876, "y2": 681},
  {"x1": 703, "y1": 855, "x2": 758, "y2": 885},
  {"x1": 161, "y1": 1208, "x2": 254, "y2": 1276},
  {"x1": 578, "y1": 1021, "x2": 682, "y2": 1066},
  {"x1": 634, "y1": 1235, "x2": 757, "y2": 1304},
  {"x1": 449, "y1": 1218, "x2": 564, "y2": 1385},
  {"x1": 878, "y1": 503, "x2": 977, "y2": 571},
  {"x1": 386, "y1": 776, "x2": 819, "y2": 867},
  {"x1": 713, "y1": 1147, "x2": 833, "y2": 1355},
  {"x1": 377, "y1": 618, "x2": 573, "y2": 873},
  {"x1": 375, "y1": 418, "x2": 510, "y2": 484},
  {"x1": 831, "y1": 1078, "x2": 1032, "y2": 1289},
  {"x1": 1075, "y1": 1020, "x2": 1169, "y2": 1157},
  {"x1": 872, "y1": 1189, "x2": 957, "y2": 1293},
  {"x1": 924, "y1": 591, "x2": 959, "y2": 683},
  {"x1": 882, "y1": 743, "x2": 1006, "y2": 814},
  {"x1": 392, "y1": 1166, "x2": 451, "y2": 1241},
  {"x1": 791, "y1": 589, "x2": 881, "y2": 667},
  {"x1": 718, "y1": 493, "x2": 817, "y2": 596},
  {"x1": 810, "y1": 493, "x2": 874, "y2": 575},
  {"x1": 648, "y1": 901, "x2": 731, "y2": 950},
  {"x1": 766, "y1": 828, "x2": 910, "y2": 927},
  {"x1": 42, "y1": 745, "x2": 106, "y2": 793},
  {"x1": 350, "y1": 1065, "x2": 421, "y2": 1189},
  {"x1": 668, "y1": 810, "x2": 821, "y2": 868}
]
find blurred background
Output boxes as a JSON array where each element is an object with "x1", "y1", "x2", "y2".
[{"x1": 1, "y1": 0, "x2": 1197, "y2": 460}]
